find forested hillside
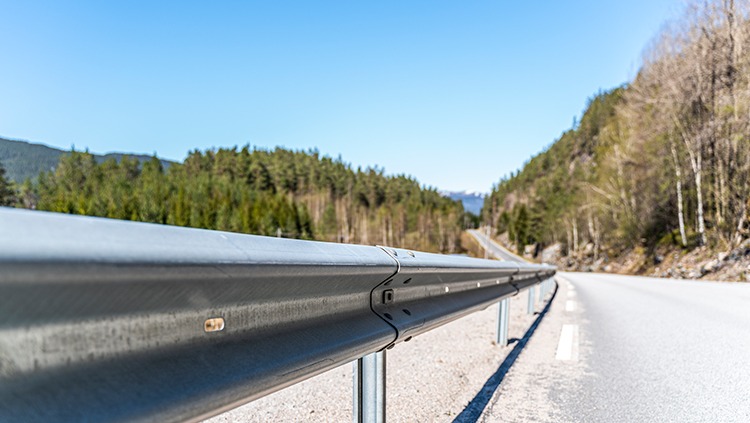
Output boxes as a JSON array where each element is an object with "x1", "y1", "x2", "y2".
[
  {"x1": 0, "y1": 137, "x2": 174, "y2": 182},
  {"x1": 484, "y1": 0, "x2": 750, "y2": 273},
  {"x1": 0, "y1": 138, "x2": 62, "y2": 182},
  {"x1": 8, "y1": 146, "x2": 465, "y2": 253}
]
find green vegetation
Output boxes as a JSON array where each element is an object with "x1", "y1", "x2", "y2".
[
  {"x1": 485, "y1": 0, "x2": 750, "y2": 259},
  {"x1": 13, "y1": 146, "x2": 464, "y2": 253},
  {"x1": 0, "y1": 162, "x2": 14, "y2": 206}
]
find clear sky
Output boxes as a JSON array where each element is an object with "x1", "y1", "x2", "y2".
[{"x1": 0, "y1": 1, "x2": 681, "y2": 193}]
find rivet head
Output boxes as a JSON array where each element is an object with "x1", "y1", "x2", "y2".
[{"x1": 204, "y1": 317, "x2": 225, "y2": 333}]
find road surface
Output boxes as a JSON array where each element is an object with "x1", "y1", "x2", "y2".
[
  {"x1": 485, "y1": 272, "x2": 750, "y2": 422},
  {"x1": 467, "y1": 229, "x2": 526, "y2": 262}
]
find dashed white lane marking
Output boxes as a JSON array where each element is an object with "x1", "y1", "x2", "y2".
[
  {"x1": 567, "y1": 290, "x2": 576, "y2": 298},
  {"x1": 555, "y1": 324, "x2": 579, "y2": 361},
  {"x1": 565, "y1": 300, "x2": 576, "y2": 312}
]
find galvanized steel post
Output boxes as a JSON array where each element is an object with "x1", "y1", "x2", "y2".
[
  {"x1": 353, "y1": 351, "x2": 386, "y2": 423},
  {"x1": 527, "y1": 286, "x2": 535, "y2": 315},
  {"x1": 497, "y1": 298, "x2": 510, "y2": 346},
  {"x1": 543, "y1": 278, "x2": 553, "y2": 298}
]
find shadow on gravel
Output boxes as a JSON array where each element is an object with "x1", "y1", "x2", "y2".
[{"x1": 453, "y1": 281, "x2": 559, "y2": 423}]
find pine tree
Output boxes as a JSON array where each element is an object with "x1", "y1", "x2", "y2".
[{"x1": 0, "y1": 162, "x2": 15, "y2": 206}]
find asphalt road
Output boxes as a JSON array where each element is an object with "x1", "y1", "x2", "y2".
[
  {"x1": 488, "y1": 272, "x2": 750, "y2": 422},
  {"x1": 467, "y1": 229, "x2": 525, "y2": 262}
]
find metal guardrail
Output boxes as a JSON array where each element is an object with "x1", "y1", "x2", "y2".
[{"x1": 0, "y1": 208, "x2": 555, "y2": 422}]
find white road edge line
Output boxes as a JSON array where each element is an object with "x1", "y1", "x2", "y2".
[
  {"x1": 555, "y1": 324, "x2": 579, "y2": 361},
  {"x1": 565, "y1": 300, "x2": 576, "y2": 312}
]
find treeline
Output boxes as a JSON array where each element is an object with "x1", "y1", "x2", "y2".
[
  {"x1": 2, "y1": 146, "x2": 465, "y2": 253},
  {"x1": 484, "y1": 0, "x2": 750, "y2": 258}
]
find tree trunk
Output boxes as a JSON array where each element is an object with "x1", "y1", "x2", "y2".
[
  {"x1": 734, "y1": 199, "x2": 747, "y2": 247},
  {"x1": 683, "y1": 135, "x2": 707, "y2": 246},
  {"x1": 696, "y1": 154, "x2": 707, "y2": 246},
  {"x1": 572, "y1": 219, "x2": 579, "y2": 259},
  {"x1": 670, "y1": 140, "x2": 688, "y2": 247}
]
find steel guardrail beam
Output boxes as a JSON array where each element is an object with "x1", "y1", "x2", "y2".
[{"x1": 0, "y1": 208, "x2": 555, "y2": 422}]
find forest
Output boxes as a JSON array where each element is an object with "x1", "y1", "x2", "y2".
[
  {"x1": 0, "y1": 147, "x2": 467, "y2": 253},
  {"x1": 484, "y1": 0, "x2": 750, "y2": 260}
]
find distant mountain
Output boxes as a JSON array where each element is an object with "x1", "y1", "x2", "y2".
[
  {"x1": 0, "y1": 137, "x2": 175, "y2": 182},
  {"x1": 443, "y1": 190, "x2": 485, "y2": 215}
]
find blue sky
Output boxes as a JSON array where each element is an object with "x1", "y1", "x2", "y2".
[{"x1": 0, "y1": 1, "x2": 680, "y2": 193}]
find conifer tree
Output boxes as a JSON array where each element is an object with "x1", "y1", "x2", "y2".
[{"x1": 0, "y1": 162, "x2": 14, "y2": 206}]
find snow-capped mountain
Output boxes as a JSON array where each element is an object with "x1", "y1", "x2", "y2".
[{"x1": 441, "y1": 190, "x2": 485, "y2": 215}]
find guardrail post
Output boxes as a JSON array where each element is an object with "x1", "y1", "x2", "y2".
[
  {"x1": 353, "y1": 350, "x2": 386, "y2": 423},
  {"x1": 497, "y1": 298, "x2": 510, "y2": 346},
  {"x1": 541, "y1": 278, "x2": 553, "y2": 299},
  {"x1": 527, "y1": 286, "x2": 535, "y2": 314}
]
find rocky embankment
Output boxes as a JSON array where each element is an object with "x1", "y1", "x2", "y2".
[{"x1": 502, "y1": 235, "x2": 750, "y2": 282}]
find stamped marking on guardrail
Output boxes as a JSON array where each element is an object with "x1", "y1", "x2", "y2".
[{"x1": 555, "y1": 324, "x2": 579, "y2": 361}]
